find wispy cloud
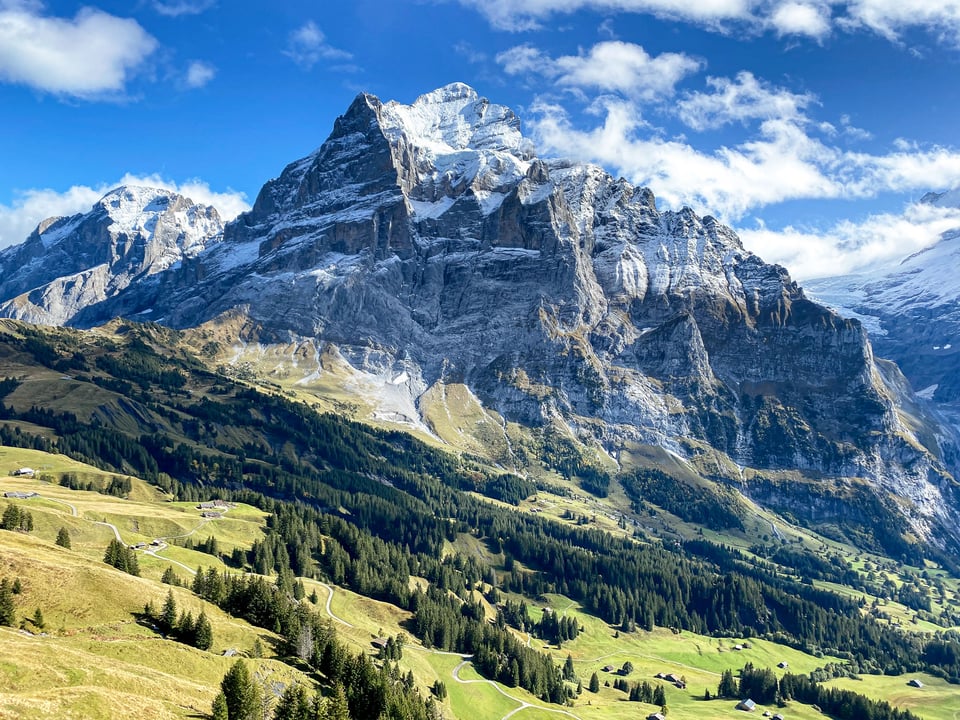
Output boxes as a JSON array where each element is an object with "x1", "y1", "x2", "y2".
[
  {"x1": 532, "y1": 95, "x2": 960, "y2": 220},
  {"x1": 152, "y1": 0, "x2": 215, "y2": 17},
  {"x1": 676, "y1": 71, "x2": 815, "y2": 130},
  {"x1": 739, "y1": 201, "x2": 960, "y2": 280},
  {"x1": 184, "y1": 60, "x2": 216, "y2": 89},
  {"x1": 0, "y1": 176, "x2": 250, "y2": 249},
  {"x1": 284, "y1": 21, "x2": 351, "y2": 70},
  {"x1": 459, "y1": 0, "x2": 960, "y2": 45},
  {"x1": 459, "y1": 0, "x2": 753, "y2": 32},
  {"x1": 497, "y1": 41, "x2": 702, "y2": 100},
  {"x1": 0, "y1": 2, "x2": 156, "y2": 99}
]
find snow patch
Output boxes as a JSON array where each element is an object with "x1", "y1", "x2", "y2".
[{"x1": 917, "y1": 384, "x2": 939, "y2": 400}]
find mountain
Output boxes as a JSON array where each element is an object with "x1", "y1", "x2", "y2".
[
  {"x1": 806, "y1": 191, "x2": 960, "y2": 428},
  {"x1": 1, "y1": 83, "x2": 958, "y2": 553},
  {"x1": 0, "y1": 185, "x2": 222, "y2": 325}
]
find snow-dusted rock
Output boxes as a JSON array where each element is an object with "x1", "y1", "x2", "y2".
[{"x1": 0, "y1": 186, "x2": 222, "y2": 325}]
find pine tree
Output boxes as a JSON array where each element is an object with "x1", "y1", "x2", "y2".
[
  {"x1": 126, "y1": 546, "x2": 140, "y2": 577},
  {"x1": 195, "y1": 609, "x2": 213, "y2": 651},
  {"x1": 2, "y1": 503, "x2": 20, "y2": 530},
  {"x1": 322, "y1": 683, "x2": 350, "y2": 720},
  {"x1": 563, "y1": 653, "x2": 576, "y2": 681},
  {"x1": 161, "y1": 566, "x2": 180, "y2": 586},
  {"x1": 55, "y1": 527, "x2": 71, "y2": 548},
  {"x1": 274, "y1": 683, "x2": 312, "y2": 720},
  {"x1": 192, "y1": 566, "x2": 206, "y2": 595},
  {"x1": 653, "y1": 684, "x2": 666, "y2": 706},
  {"x1": 0, "y1": 578, "x2": 15, "y2": 626},
  {"x1": 718, "y1": 668, "x2": 738, "y2": 698},
  {"x1": 179, "y1": 610, "x2": 196, "y2": 645},
  {"x1": 161, "y1": 589, "x2": 178, "y2": 634},
  {"x1": 589, "y1": 672, "x2": 600, "y2": 693},
  {"x1": 220, "y1": 659, "x2": 262, "y2": 720},
  {"x1": 211, "y1": 692, "x2": 229, "y2": 720}
]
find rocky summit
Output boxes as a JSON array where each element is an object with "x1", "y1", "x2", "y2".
[
  {"x1": 0, "y1": 186, "x2": 222, "y2": 326},
  {"x1": 2, "y1": 84, "x2": 959, "y2": 550}
]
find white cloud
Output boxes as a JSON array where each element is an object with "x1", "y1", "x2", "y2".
[
  {"x1": 770, "y1": 2, "x2": 831, "y2": 38},
  {"x1": 528, "y1": 96, "x2": 960, "y2": 221},
  {"x1": 184, "y1": 60, "x2": 216, "y2": 89},
  {"x1": 497, "y1": 41, "x2": 701, "y2": 100},
  {"x1": 0, "y1": 3, "x2": 156, "y2": 98},
  {"x1": 460, "y1": 0, "x2": 960, "y2": 46},
  {"x1": 841, "y1": 1, "x2": 960, "y2": 44},
  {"x1": 677, "y1": 71, "x2": 815, "y2": 130},
  {"x1": 459, "y1": 0, "x2": 756, "y2": 32},
  {"x1": 738, "y1": 202, "x2": 960, "y2": 280},
  {"x1": 0, "y1": 176, "x2": 250, "y2": 249},
  {"x1": 284, "y1": 21, "x2": 351, "y2": 69},
  {"x1": 152, "y1": 0, "x2": 215, "y2": 16}
]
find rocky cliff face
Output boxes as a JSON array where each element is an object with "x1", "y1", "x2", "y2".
[
  {"x1": 0, "y1": 186, "x2": 222, "y2": 326},
  {"x1": 2, "y1": 84, "x2": 957, "y2": 549}
]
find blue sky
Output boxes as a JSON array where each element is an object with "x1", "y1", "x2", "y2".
[{"x1": 2, "y1": 0, "x2": 960, "y2": 279}]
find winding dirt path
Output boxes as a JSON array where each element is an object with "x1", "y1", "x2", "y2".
[
  {"x1": 313, "y1": 582, "x2": 355, "y2": 628},
  {"x1": 44, "y1": 497, "x2": 78, "y2": 516},
  {"x1": 451, "y1": 660, "x2": 584, "y2": 720}
]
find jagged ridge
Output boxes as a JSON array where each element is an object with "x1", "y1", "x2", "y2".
[{"x1": 0, "y1": 84, "x2": 957, "y2": 550}]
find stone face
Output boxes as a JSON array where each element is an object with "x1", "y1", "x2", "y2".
[{"x1": 1, "y1": 84, "x2": 957, "y2": 549}]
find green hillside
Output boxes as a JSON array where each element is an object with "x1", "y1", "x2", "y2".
[{"x1": 0, "y1": 319, "x2": 957, "y2": 720}]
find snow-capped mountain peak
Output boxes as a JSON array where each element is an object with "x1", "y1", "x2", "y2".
[
  {"x1": 380, "y1": 82, "x2": 534, "y2": 158},
  {"x1": 0, "y1": 185, "x2": 222, "y2": 325}
]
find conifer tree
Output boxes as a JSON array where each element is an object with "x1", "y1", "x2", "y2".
[
  {"x1": 55, "y1": 527, "x2": 71, "y2": 548},
  {"x1": 274, "y1": 683, "x2": 311, "y2": 720},
  {"x1": 32, "y1": 607, "x2": 44, "y2": 631},
  {"x1": 211, "y1": 692, "x2": 229, "y2": 720},
  {"x1": 220, "y1": 659, "x2": 262, "y2": 720},
  {"x1": 0, "y1": 578, "x2": 15, "y2": 626},
  {"x1": 589, "y1": 672, "x2": 600, "y2": 693},
  {"x1": 323, "y1": 683, "x2": 350, "y2": 720},
  {"x1": 2, "y1": 503, "x2": 20, "y2": 530},
  {"x1": 195, "y1": 609, "x2": 213, "y2": 651},
  {"x1": 161, "y1": 589, "x2": 178, "y2": 634}
]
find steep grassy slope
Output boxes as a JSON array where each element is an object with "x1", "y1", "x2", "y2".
[{"x1": 0, "y1": 319, "x2": 957, "y2": 720}]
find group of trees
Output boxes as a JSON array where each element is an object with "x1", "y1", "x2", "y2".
[
  {"x1": 144, "y1": 589, "x2": 213, "y2": 650},
  {"x1": 103, "y1": 538, "x2": 140, "y2": 576},
  {"x1": 611, "y1": 677, "x2": 667, "y2": 705},
  {"x1": 1, "y1": 503, "x2": 33, "y2": 532},
  {"x1": 57, "y1": 472, "x2": 131, "y2": 498},
  {"x1": 716, "y1": 663, "x2": 922, "y2": 720}
]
